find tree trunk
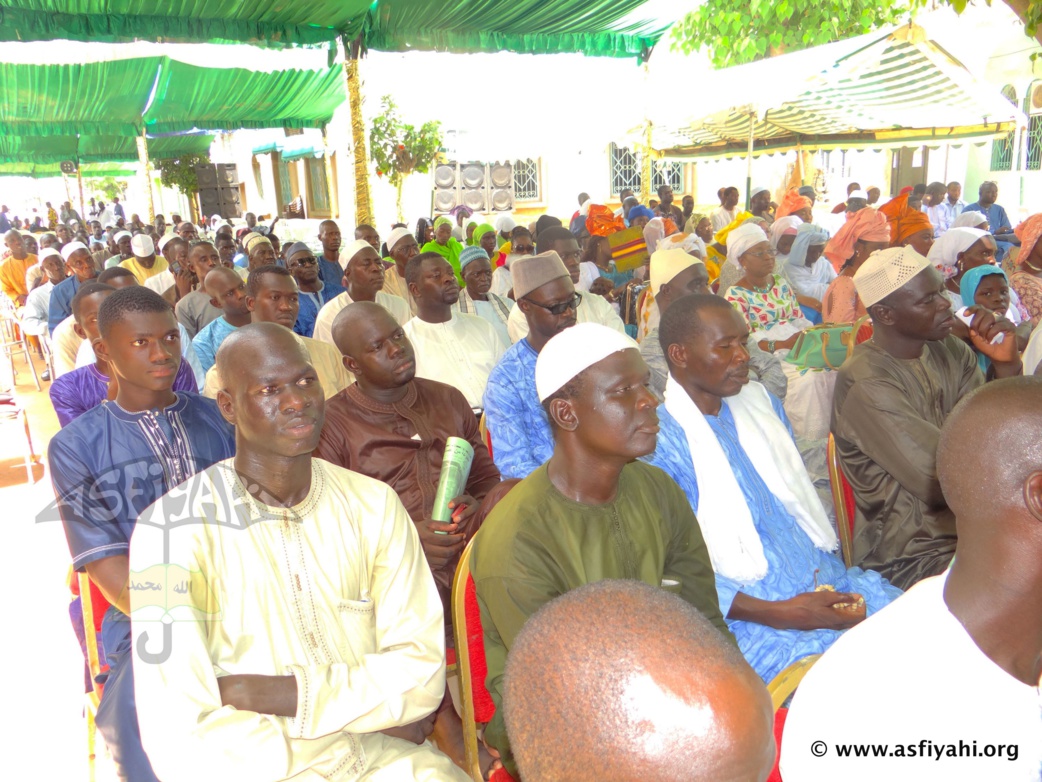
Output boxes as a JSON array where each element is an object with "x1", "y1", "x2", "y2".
[
  {"x1": 396, "y1": 179, "x2": 404, "y2": 224},
  {"x1": 345, "y1": 54, "x2": 373, "y2": 227}
]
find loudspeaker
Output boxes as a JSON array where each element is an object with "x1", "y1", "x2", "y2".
[
  {"x1": 216, "y1": 163, "x2": 238, "y2": 185},
  {"x1": 432, "y1": 161, "x2": 514, "y2": 214},
  {"x1": 195, "y1": 164, "x2": 218, "y2": 189},
  {"x1": 195, "y1": 163, "x2": 239, "y2": 191},
  {"x1": 198, "y1": 186, "x2": 242, "y2": 219},
  {"x1": 433, "y1": 162, "x2": 459, "y2": 213}
]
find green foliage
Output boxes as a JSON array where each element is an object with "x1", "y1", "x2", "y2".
[
  {"x1": 155, "y1": 154, "x2": 210, "y2": 197},
  {"x1": 84, "y1": 177, "x2": 128, "y2": 202},
  {"x1": 671, "y1": 0, "x2": 926, "y2": 67},
  {"x1": 369, "y1": 96, "x2": 443, "y2": 189}
]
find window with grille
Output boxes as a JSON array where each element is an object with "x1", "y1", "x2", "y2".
[
  {"x1": 609, "y1": 143, "x2": 683, "y2": 195},
  {"x1": 1025, "y1": 83, "x2": 1042, "y2": 171},
  {"x1": 991, "y1": 85, "x2": 1017, "y2": 172},
  {"x1": 513, "y1": 158, "x2": 541, "y2": 201}
]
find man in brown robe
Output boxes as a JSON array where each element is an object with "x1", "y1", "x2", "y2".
[{"x1": 831, "y1": 247, "x2": 1021, "y2": 589}]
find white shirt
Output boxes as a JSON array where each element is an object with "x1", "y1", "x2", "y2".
[
  {"x1": 144, "y1": 268, "x2": 175, "y2": 297},
  {"x1": 202, "y1": 334, "x2": 352, "y2": 399},
  {"x1": 490, "y1": 266, "x2": 513, "y2": 298},
  {"x1": 51, "y1": 315, "x2": 82, "y2": 378},
  {"x1": 1021, "y1": 320, "x2": 1042, "y2": 375},
  {"x1": 781, "y1": 572, "x2": 1042, "y2": 781},
  {"x1": 577, "y1": 261, "x2": 600, "y2": 292},
  {"x1": 506, "y1": 290, "x2": 627, "y2": 343},
  {"x1": 131, "y1": 459, "x2": 468, "y2": 782},
  {"x1": 313, "y1": 290, "x2": 411, "y2": 346},
  {"x1": 403, "y1": 311, "x2": 506, "y2": 408},
  {"x1": 711, "y1": 206, "x2": 737, "y2": 232},
  {"x1": 21, "y1": 280, "x2": 53, "y2": 336}
]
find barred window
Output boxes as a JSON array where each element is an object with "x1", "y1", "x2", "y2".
[
  {"x1": 991, "y1": 85, "x2": 1017, "y2": 172},
  {"x1": 610, "y1": 143, "x2": 683, "y2": 195},
  {"x1": 1025, "y1": 83, "x2": 1042, "y2": 172},
  {"x1": 513, "y1": 158, "x2": 541, "y2": 201}
]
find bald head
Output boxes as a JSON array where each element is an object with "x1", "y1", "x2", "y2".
[
  {"x1": 331, "y1": 300, "x2": 394, "y2": 359},
  {"x1": 216, "y1": 322, "x2": 306, "y2": 388},
  {"x1": 203, "y1": 266, "x2": 242, "y2": 297},
  {"x1": 939, "y1": 376, "x2": 1042, "y2": 531},
  {"x1": 504, "y1": 580, "x2": 775, "y2": 782}
]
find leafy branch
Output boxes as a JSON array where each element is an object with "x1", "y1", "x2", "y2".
[{"x1": 369, "y1": 96, "x2": 442, "y2": 220}]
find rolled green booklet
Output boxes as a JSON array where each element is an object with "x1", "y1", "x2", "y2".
[{"x1": 431, "y1": 436, "x2": 475, "y2": 524}]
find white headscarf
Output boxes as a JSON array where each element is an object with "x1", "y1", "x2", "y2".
[
  {"x1": 769, "y1": 216, "x2": 802, "y2": 250},
  {"x1": 926, "y1": 227, "x2": 990, "y2": 280},
  {"x1": 952, "y1": 211, "x2": 987, "y2": 229},
  {"x1": 726, "y1": 223, "x2": 770, "y2": 270}
]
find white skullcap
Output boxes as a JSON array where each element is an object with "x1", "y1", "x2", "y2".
[
  {"x1": 113, "y1": 230, "x2": 132, "y2": 243},
  {"x1": 210, "y1": 213, "x2": 222, "y2": 223},
  {"x1": 848, "y1": 189, "x2": 869, "y2": 201},
  {"x1": 38, "y1": 247, "x2": 61, "y2": 262},
  {"x1": 386, "y1": 226, "x2": 412, "y2": 252},
  {"x1": 157, "y1": 234, "x2": 175, "y2": 253},
  {"x1": 750, "y1": 186, "x2": 769, "y2": 198},
  {"x1": 339, "y1": 238, "x2": 376, "y2": 267},
  {"x1": 131, "y1": 233, "x2": 154, "y2": 258},
  {"x1": 535, "y1": 322, "x2": 639, "y2": 402},
  {"x1": 495, "y1": 214, "x2": 516, "y2": 233},
  {"x1": 650, "y1": 248, "x2": 703, "y2": 297},
  {"x1": 853, "y1": 247, "x2": 932, "y2": 308},
  {"x1": 60, "y1": 241, "x2": 88, "y2": 262}
]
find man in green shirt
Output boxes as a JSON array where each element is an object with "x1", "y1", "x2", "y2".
[{"x1": 472, "y1": 322, "x2": 729, "y2": 776}]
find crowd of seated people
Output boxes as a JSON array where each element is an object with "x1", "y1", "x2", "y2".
[{"x1": 14, "y1": 183, "x2": 1039, "y2": 782}]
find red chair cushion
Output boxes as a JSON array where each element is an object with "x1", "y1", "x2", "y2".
[
  {"x1": 490, "y1": 768, "x2": 518, "y2": 782},
  {"x1": 768, "y1": 707, "x2": 788, "y2": 782},
  {"x1": 464, "y1": 574, "x2": 497, "y2": 723},
  {"x1": 840, "y1": 470, "x2": 856, "y2": 540}
]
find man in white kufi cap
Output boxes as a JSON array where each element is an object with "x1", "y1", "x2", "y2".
[
  {"x1": 382, "y1": 226, "x2": 420, "y2": 312},
  {"x1": 121, "y1": 232, "x2": 170, "y2": 287},
  {"x1": 832, "y1": 246, "x2": 1022, "y2": 591},
  {"x1": 471, "y1": 320, "x2": 729, "y2": 778},
  {"x1": 105, "y1": 229, "x2": 134, "y2": 269}
]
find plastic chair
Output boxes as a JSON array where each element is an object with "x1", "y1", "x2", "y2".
[
  {"x1": 0, "y1": 297, "x2": 41, "y2": 391},
  {"x1": 477, "y1": 413, "x2": 492, "y2": 458},
  {"x1": 767, "y1": 654, "x2": 822, "y2": 713},
  {"x1": 826, "y1": 433, "x2": 856, "y2": 569}
]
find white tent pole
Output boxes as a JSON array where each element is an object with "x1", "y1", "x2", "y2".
[{"x1": 745, "y1": 111, "x2": 755, "y2": 210}]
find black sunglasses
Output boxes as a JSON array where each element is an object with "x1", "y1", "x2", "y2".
[{"x1": 525, "y1": 292, "x2": 582, "y2": 316}]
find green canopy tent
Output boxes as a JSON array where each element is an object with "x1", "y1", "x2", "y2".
[
  {"x1": 0, "y1": 133, "x2": 215, "y2": 164},
  {"x1": 0, "y1": 0, "x2": 678, "y2": 58}
]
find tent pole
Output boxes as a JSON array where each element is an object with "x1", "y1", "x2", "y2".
[
  {"x1": 745, "y1": 112, "x2": 754, "y2": 210},
  {"x1": 322, "y1": 127, "x2": 339, "y2": 219},
  {"x1": 136, "y1": 129, "x2": 155, "y2": 223},
  {"x1": 796, "y1": 139, "x2": 804, "y2": 185},
  {"x1": 345, "y1": 36, "x2": 373, "y2": 226}
]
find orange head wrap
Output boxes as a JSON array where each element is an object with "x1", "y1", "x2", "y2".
[
  {"x1": 1014, "y1": 213, "x2": 1042, "y2": 267},
  {"x1": 879, "y1": 193, "x2": 934, "y2": 246},
  {"x1": 775, "y1": 188, "x2": 813, "y2": 221},
  {"x1": 823, "y1": 207, "x2": 891, "y2": 271}
]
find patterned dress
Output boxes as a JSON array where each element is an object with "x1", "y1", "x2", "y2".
[{"x1": 725, "y1": 274, "x2": 805, "y2": 338}]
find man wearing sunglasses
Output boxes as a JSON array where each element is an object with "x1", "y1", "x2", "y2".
[
  {"x1": 483, "y1": 251, "x2": 583, "y2": 479},
  {"x1": 506, "y1": 225, "x2": 626, "y2": 342},
  {"x1": 285, "y1": 241, "x2": 344, "y2": 338}
]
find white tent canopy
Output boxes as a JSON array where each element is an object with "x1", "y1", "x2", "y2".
[{"x1": 646, "y1": 23, "x2": 1026, "y2": 157}]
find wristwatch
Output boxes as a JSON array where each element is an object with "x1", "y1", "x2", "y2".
[{"x1": 767, "y1": 340, "x2": 776, "y2": 352}]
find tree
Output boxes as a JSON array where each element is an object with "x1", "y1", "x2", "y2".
[
  {"x1": 155, "y1": 154, "x2": 210, "y2": 223},
  {"x1": 85, "y1": 176, "x2": 128, "y2": 203},
  {"x1": 369, "y1": 96, "x2": 442, "y2": 222},
  {"x1": 671, "y1": 0, "x2": 1042, "y2": 68}
]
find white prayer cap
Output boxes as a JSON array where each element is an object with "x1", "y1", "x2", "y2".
[
  {"x1": 157, "y1": 234, "x2": 175, "y2": 253},
  {"x1": 113, "y1": 230, "x2": 132, "y2": 243},
  {"x1": 60, "y1": 241, "x2": 88, "y2": 261},
  {"x1": 848, "y1": 189, "x2": 869, "y2": 201},
  {"x1": 853, "y1": 247, "x2": 932, "y2": 308},
  {"x1": 750, "y1": 186, "x2": 769, "y2": 198},
  {"x1": 386, "y1": 226, "x2": 412, "y2": 252},
  {"x1": 131, "y1": 233, "x2": 154, "y2": 258},
  {"x1": 339, "y1": 238, "x2": 376, "y2": 267},
  {"x1": 495, "y1": 214, "x2": 516, "y2": 233},
  {"x1": 536, "y1": 322, "x2": 639, "y2": 402},
  {"x1": 38, "y1": 247, "x2": 61, "y2": 262},
  {"x1": 650, "y1": 247, "x2": 703, "y2": 297}
]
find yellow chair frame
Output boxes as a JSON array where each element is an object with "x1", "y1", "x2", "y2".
[
  {"x1": 767, "y1": 653, "x2": 822, "y2": 712},
  {"x1": 450, "y1": 537, "x2": 484, "y2": 782},
  {"x1": 826, "y1": 434, "x2": 855, "y2": 569}
]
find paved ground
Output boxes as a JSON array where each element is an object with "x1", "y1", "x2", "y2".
[{"x1": 2, "y1": 350, "x2": 116, "y2": 780}]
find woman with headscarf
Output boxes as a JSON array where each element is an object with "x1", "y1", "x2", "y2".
[
  {"x1": 770, "y1": 216, "x2": 802, "y2": 266},
  {"x1": 786, "y1": 223, "x2": 835, "y2": 306},
  {"x1": 627, "y1": 205, "x2": 655, "y2": 231},
  {"x1": 463, "y1": 216, "x2": 481, "y2": 246},
  {"x1": 821, "y1": 232, "x2": 872, "y2": 325},
  {"x1": 714, "y1": 213, "x2": 763, "y2": 293},
  {"x1": 414, "y1": 217, "x2": 434, "y2": 249},
  {"x1": 774, "y1": 188, "x2": 814, "y2": 222},
  {"x1": 450, "y1": 205, "x2": 473, "y2": 242},
  {"x1": 823, "y1": 207, "x2": 891, "y2": 273},
  {"x1": 723, "y1": 223, "x2": 813, "y2": 354},
  {"x1": 926, "y1": 227, "x2": 998, "y2": 310},
  {"x1": 952, "y1": 211, "x2": 990, "y2": 231},
  {"x1": 421, "y1": 215, "x2": 465, "y2": 282},
  {"x1": 1011, "y1": 213, "x2": 1042, "y2": 327},
  {"x1": 878, "y1": 192, "x2": 935, "y2": 257}
]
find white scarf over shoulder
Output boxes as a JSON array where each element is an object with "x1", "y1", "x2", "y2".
[{"x1": 663, "y1": 375, "x2": 838, "y2": 583}]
